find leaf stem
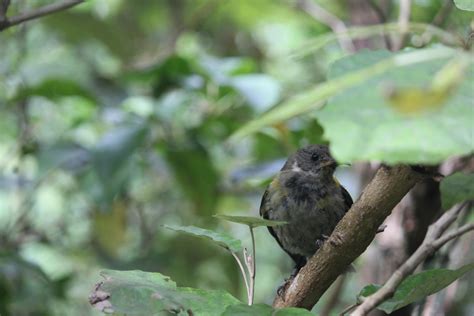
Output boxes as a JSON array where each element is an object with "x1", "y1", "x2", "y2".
[
  {"x1": 231, "y1": 251, "x2": 251, "y2": 304},
  {"x1": 248, "y1": 226, "x2": 256, "y2": 305}
]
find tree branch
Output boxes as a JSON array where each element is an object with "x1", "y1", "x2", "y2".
[
  {"x1": 392, "y1": 0, "x2": 412, "y2": 50},
  {"x1": 0, "y1": 0, "x2": 84, "y2": 32},
  {"x1": 352, "y1": 203, "x2": 472, "y2": 315},
  {"x1": 0, "y1": 0, "x2": 10, "y2": 24},
  {"x1": 295, "y1": 0, "x2": 356, "y2": 53},
  {"x1": 273, "y1": 165, "x2": 423, "y2": 309},
  {"x1": 366, "y1": 0, "x2": 388, "y2": 23},
  {"x1": 431, "y1": 222, "x2": 474, "y2": 248},
  {"x1": 432, "y1": 0, "x2": 453, "y2": 27}
]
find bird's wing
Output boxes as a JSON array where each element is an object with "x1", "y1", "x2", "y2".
[
  {"x1": 340, "y1": 185, "x2": 353, "y2": 212},
  {"x1": 259, "y1": 187, "x2": 279, "y2": 241},
  {"x1": 260, "y1": 186, "x2": 306, "y2": 266}
]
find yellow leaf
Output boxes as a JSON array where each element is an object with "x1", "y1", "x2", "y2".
[
  {"x1": 93, "y1": 199, "x2": 128, "y2": 257},
  {"x1": 385, "y1": 85, "x2": 449, "y2": 114}
]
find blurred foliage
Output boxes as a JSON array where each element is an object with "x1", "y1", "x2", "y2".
[
  {"x1": 0, "y1": 0, "x2": 473, "y2": 315},
  {"x1": 357, "y1": 263, "x2": 474, "y2": 313},
  {"x1": 90, "y1": 269, "x2": 240, "y2": 315},
  {"x1": 440, "y1": 172, "x2": 474, "y2": 210}
]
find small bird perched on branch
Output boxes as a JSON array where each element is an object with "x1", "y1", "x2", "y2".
[{"x1": 260, "y1": 144, "x2": 353, "y2": 277}]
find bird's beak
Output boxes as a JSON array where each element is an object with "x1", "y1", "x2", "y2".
[{"x1": 320, "y1": 159, "x2": 337, "y2": 169}]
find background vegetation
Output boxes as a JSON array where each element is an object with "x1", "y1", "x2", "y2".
[{"x1": 0, "y1": 0, "x2": 473, "y2": 315}]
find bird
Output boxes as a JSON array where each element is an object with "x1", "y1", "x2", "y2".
[{"x1": 259, "y1": 144, "x2": 353, "y2": 276}]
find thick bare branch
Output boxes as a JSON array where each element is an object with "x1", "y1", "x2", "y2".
[
  {"x1": 0, "y1": 0, "x2": 84, "y2": 32},
  {"x1": 352, "y1": 203, "x2": 472, "y2": 315},
  {"x1": 273, "y1": 165, "x2": 423, "y2": 309},
  {"x1": 295, "y1": 0, "x2": 355, "y2": 53}
]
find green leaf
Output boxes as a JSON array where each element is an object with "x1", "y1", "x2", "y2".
[
  {"x1": 358, "y1": 263, "x2": 474, "y2": 313},
  {"x1": 222, "y1": 303, "x2": 313, "y2": 315},
  {"x1": 229, "y1": 46, "x2": 457, "y2": 142},
  {"x1": 318, "y1": 48, "x2": 473, "y2": 164},
  {"x1": 92, "y1": 123, "x2": 148, "y2": 204},
  {"x1": 164, "y1": 143, "x2": 219, "y2": 216},
  {"x1": 126, "y1": 55, "x2": 195, "y2": 95},
  {"x1": 214, "y1": 214, "x2": 287, "y2": 228},
  {"x1": 37, "y1": 142, "x2": 90, "y2": 174},
  {"x1": 90, "y1": 270, "x2": 240, "y2": 316},
  {"x1": 163, "y1": 225, "x2": 242, "y2": 253},
  {"x1": 12, "y1": 78, "x2": 95, "y2": 102},
  {"x1": 44, "y1": 12, "x2": 137, "y2": 60},
  {"x1": 229, "y1": 74, "x2": 281, "y2": 112},
  {"x1": 440, "y1": 172, "x2": 474, "y2": 210},
  {"x1": 454, "y1": 0, "x2": 474, "y2": 11},
  {"x1": 0, "y1": 254, "x2": 53, "y2": 316}
]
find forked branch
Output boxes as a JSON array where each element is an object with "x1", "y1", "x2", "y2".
[{"x1": 0, "y1": 0, "x2": 84, "y2": 32}]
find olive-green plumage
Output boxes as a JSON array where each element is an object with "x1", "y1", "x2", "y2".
[{"x1": 259, "y1": 144, "x2": 353, "y2": 271}]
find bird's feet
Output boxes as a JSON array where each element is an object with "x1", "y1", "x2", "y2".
[
  {"x1": 315, "y1": 234, "x2": 330, "y2": 249},
  {"x1": 376, "y1": 224, "x2": 387, "y2": 233},
  {"x1": 316, "y1": 232, "x2": 345, "y2": 248},
  {"x1": 277, "y1": 275, "x2": 294, "y2": 298},
  {"x1": 276, "y1": 264, "x2": 303, "y2": 297}
]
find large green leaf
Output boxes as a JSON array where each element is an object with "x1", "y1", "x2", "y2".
[
  {"x1": 229, "y1": 46, "x2": 459, "y2": 143},
  {"x1": 214, "y1": 214, "x2": 287, "y2": 228},
  {"x1": 358, "y1": 263, "x2": 474, "y2": 313},
  {"x1": 318, "y1": 48, "x2": 473, "y2": 164},
  {"x1": 440, "y1": 172, "x2": 474, "y2": 210},
  {"x1": 222, "y1": 303, "x2": 313, "y2": 315},
  {"x1": 92, "y1": 123, "x2": 148, "y2": 203},
  {"x1": 164, "y1": 225, "x2": 242, "y2": 253},
  {"x1": 454, "y1": 0, "x2": 474, "y2": 11},
  {"x1": 89, "y1": 270, "x2": 240, "y2": 316}
]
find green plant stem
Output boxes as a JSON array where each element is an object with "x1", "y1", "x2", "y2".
[
  {"x1": 292, "y1": 22, "x2": 463, "y2": 59},
  {"x1": 230, "y1": 46, "x2": 459, "y2": 141},
  {"x1": 248, "y1": 227, "x2": 256, "y2": 305},
  {"x1": 231, "y1": 252, "x2": 251, "y2": 304}
]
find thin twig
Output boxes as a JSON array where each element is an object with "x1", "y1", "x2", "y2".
[
  {"x1": 432, "y1": 0, "x2": 453, "y2": 27},
  {"x1": 352, "y1": 203, "x2": 472, "y2": 315},
  {"x1": 366, "y1": 0, "x2": 392, "y2": 49},
  {"x1": 339, "y1": 303, "x2": 358, "y2": 316},
  {"x1": 295, "y1": 0, "x2": 355, "y2": 53},
  {"x1": 432, "y1": 223, "x2": 474, "y2": 248},
  {"x1": 0, "y1": 0, "x2": 84, "y2": 32},
  {"x1": 367, "y1": 0, "x2": 387, "y2": 23},
  {"x1": 231, "y1": 252, "x2": 251, "y2": 304},
  {"x1": 393, "y1": 0, "x2": 412, "y2": 50},
  {"x1": 0, "y1": 0, "x2": 10, "y2": 23}
]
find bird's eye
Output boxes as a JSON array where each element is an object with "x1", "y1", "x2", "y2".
[{"x1": 311, "y1": 153, "x2": 319, "y2": 161}]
